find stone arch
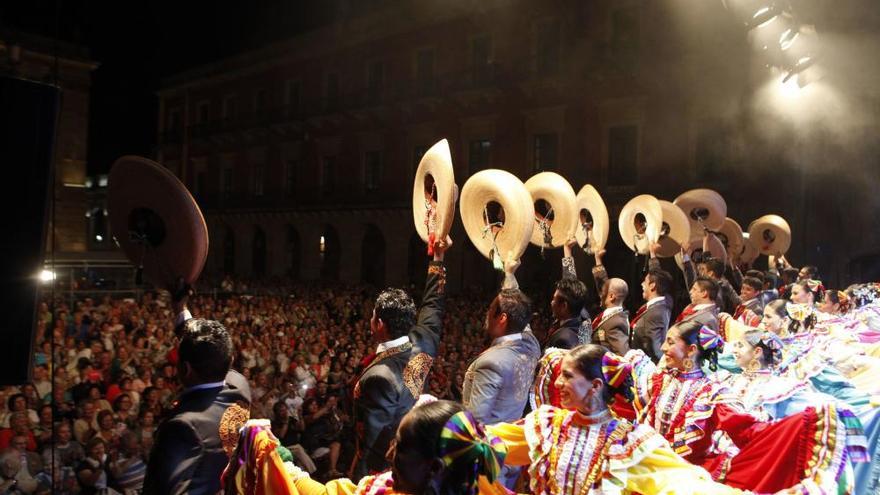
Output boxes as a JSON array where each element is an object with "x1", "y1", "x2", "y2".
[
  {"x1": 252, "y1": 226, "x2": 267, "y2": 276},
  {"x1": 361, "y1": 224, "x2": 386, "y2": 287},
  {"x1": 320, "y1": 224, "x2": 341, "y2": 280}
]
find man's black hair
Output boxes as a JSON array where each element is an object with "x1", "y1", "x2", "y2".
[
  {"x1": 179, "y1": 319, "x2": 233, "y2": 382},
  {"x1": 646, "y1": 268, "x2": 673, "y2": 296},
  {"x1": 375, "y1": 288, "x2": 417, "y2": 339},
  {"x1": 554, "y1": 278, "x2": 587, "y2": 318},
  {"x1": 492, "y1": 289, "x2": 532, "y2": 334}
]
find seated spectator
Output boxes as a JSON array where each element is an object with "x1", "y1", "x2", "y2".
[
  {"x1": 32, "y1": 406, "x2": 53, "y2": 451},
  {"x1": 109, "y1": 432, "x2": 146, "y2": 493},
  {"x1": 76, "y1": 437, "x2": 112, "y2": 495},
  {"x1": 112, "y1": 394, "x2": 136, "y2": 430},
  {"x1": 1, "y1": 394, "x2": 38, "y2": 429},
  {"x1": 302, "y1": 396, "x2": 345, "y2": 479},
  {"x1": 270, "y1": 400, "x2": 315, "y2": 474},
  {"x1": 42, "y1": 421, "x2": 84, "y2": 475},
  {"x1": 73, "y1": 400, "x2": 97, "y2": 444},
  {"x1": 0, "y1": 413, "x2": 36, "y2": 452}
]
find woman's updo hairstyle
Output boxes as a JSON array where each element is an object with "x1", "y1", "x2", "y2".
[
  {"x1": 675, "y1": 320, "x2": 723, "y2": 371},
  {"x1": 742, "y1": 329, "x2": 784, "y2": 368},
  {"x1": 567, "y1": 344, "x2": 635, "y2": 403}
]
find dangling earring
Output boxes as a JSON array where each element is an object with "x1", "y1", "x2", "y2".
[
  {"x1": 683, "y1": 358, "x2": 694, "y2": 371},
  {"x1": 747, "y1": 356, "x2": 761, "y2": 372}
]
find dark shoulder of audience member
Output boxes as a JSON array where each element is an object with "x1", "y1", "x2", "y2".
[{"x1": 375, "y1": 289, "x2": 417, "y2": 339}]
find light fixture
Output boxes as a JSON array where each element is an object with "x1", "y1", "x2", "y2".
[
  {"x1": 319, "y1": 235, "x2": 326, "y2": 253},
  {"x1": 95, "y1": 234, "x2": 104, "y2": 242},
  {"x1": 39, "y1": 269, "x2": 55, "y2": 283}
]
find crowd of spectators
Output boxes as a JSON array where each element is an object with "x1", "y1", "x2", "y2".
[{"x1": 1, "y1": 276, "x2": 533, "y2": 493}]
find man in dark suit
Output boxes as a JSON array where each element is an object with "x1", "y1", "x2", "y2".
[
  {"x1": 590, "y1": 250, "x2": 630, "y2": 355},
  {"x1": 631, "y1": 250, "x2": 673, "y2": 362},
  {"x1": 733, "y1": 276, "x2": 764, "y2": 327},
  {"x1": 699, "y1": 258, "x2": 741, "y2": 314},
  {"x1": 674, "y1": 276, "x2": 720, "y2": 332},
  {"x1": 542, "y1": 242, "x2": 592, "y2": 350},
  {"x1": 351, "y1": 239, "x2": 449, "y2": 479},
  {"x1": 143, "y1": 317, "x2": 251, "y2": 495}
]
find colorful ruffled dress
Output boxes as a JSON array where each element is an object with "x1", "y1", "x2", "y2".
[{"x1": 486, "y1": 405, "x2": 748, "y2": 495}]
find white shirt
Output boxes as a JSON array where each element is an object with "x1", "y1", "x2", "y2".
[
  {"x1": 647, "y1": 296, "x2": 666, "y2": 307},
  {"x1": 694, "y1": 303, "x2": 716, "y2": 311},
  {"x1": 491, "y1": 332, "x2": 523, "y2": 347},
  {"x1": 375, "y1": 335, "x2": 410, "y2": 355}
]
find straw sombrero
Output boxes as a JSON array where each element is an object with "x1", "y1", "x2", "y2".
[
  {"x1": 523, "y1": 172, "x2": 577, "y2": 249},
  {"x1": 108, "y1": 156, "x2": 209, "y2": 290},
  {"x1": 459, "y1": 169, "x2": 534, "y2": 266},
  {"x1": 656, "y1": 200, "x2": 691, "y2": 258},
  {"x1": 748, "y1": 214, "x2": 791, "y2": 256},
  {"x1": 618, "y1": 194, "x2": 662, "y2": 254},
  {"x1": 412, "y1": 139, "x2": 457, "y2": 252},
  {"x1": 674, "y1": 189, "x2": 727, "y2": 241},
  {"x1": 718, "y1": 218, "x2": 745, "y2": 261},
  {"x1": 741, "y1": 233, "x2": 760, "y2": 265},
  {"x1": 574, "y1": 184, "x2": 609, "y2": 254}
]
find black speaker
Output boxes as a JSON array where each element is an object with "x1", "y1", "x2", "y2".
[{"x1": 0, "y1": 76, "x2": 60, "y2": 386}]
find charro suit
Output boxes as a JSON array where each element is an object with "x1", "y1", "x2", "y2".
[
  {"x1": 352, "y1": 261, "x2": 445, "y2": 478},
  {"x1": 461, "y1": 330, "x2": 541, "y2": 424},
  {"x1": 590, "y1": 307, "x2": 630, "y2": 355},
  {"x1": 674, "y1": 303, "x2": 720, "y2": 332},
  {"x1": 543, "y1": 255, "x2": 592, "y2": 350},
  {"x1": 630, "y1": 297, "x2": 671, "y2": 363},
  {"x1": 142, "y1": 370, "x2": 251, "y2": 495}
]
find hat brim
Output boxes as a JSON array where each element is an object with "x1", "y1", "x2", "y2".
[
  {"x1": 719, "y1": 217, "x2": 744, "y2": 261},
  {"x1": 524, "y1": 172, "x2": 577, "y2": 248},
  {"x1": 674, "y1": 188, "x2": 727, "y2": 241},
  {"x1": 460, "y1": 169, "x2": 534, "y2": 263},
  {"x1": 748, "y1": 214, "x2": 792, "y2": 256},
  {"x1": 108, "y1": 156, "x2": 209, "y2": 290},
  {"x1": 412, "y1": 139, "x2": 457, "y2": 245},
  {"x1": 574, "y1": 184, "x2": 609, "y2": 252},
  {"x1": 741, "y1": 233, "x2": 760, "y2": 264},
  {"x1": 619, "y1": 194, "x2": 662, "y2": 254},
  {"x1": 656, "y1": 200, "x2": 691, "y2": 257}
]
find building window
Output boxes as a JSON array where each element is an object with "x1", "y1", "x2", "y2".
[
  {"x1": 222, "y1": 166, "x2": 234, "y2": 198},
  {"x1": 254, "y1": 88, "x2": 266, "y2": 114},
  {"x1": 321, "y1": 156, "x2": 336, "y2": 195},
  {"x1": 285, "y1": 160, "x2": 298, "y2": 197},
  {"x1": 367, "y1": 61, "x2": 384, "y2": 105},
  {"x1": 533, "y1": 133, "x2": 558, "y2": 171},
  {"x1": 285, "y1": 80, "x2": 301, "y2": 113},
  {"x1": 416, "y1": 49, "x2": 435, "y2": 96},
  {"x1": 611, "y1": 7, "x2": 640, "y2": 72},
  {"x1": 196, "y1": 101, "x2": 210, "y2": 124},
  {"x1": 607, "y1": 125, "x2": 638, "y2": 186},
  {"x1": 469, "y1": 139, "x2": 491, "y2": 174},
  {"x1": 364, "y1": 151, "x2": 382, "y2": 192},
  {"x1": 167, "y1": 109, "x2": 181, "y2": 131},
  {"x1": 412, "y1": 144, "x2": 428, "y2": 180},
  {"x1": 252, "y1": 165, "x2": 264, "y2": 197},
  {"x1": 536, "y1": 20, "x2": 561, "y2": 75},
  {"x1": 325, "y1": 73, "x2": 339, "y2": 111},
  {"x1": 471, "y1": 35, "x2": 492, "y2": 85},
  {"x1": 222, "y1": 95, "x2": 236, "y2": 120}
]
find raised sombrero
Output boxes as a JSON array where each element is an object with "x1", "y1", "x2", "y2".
[
  {"x1": 674, "y1": 189, "x2": 727, "y2": 242},
  {"x1": 108, "y1": 156, "x2": 209, "y2": 290},
  {"x1": 574, "y1": 184, "x2": 609, "y2": 254},
  {"x1": 655, "y1": 200, "x2": 691, "y2": 258},
  {"x1": 412, "y1": 139, "x2": 457, "y2": 254},
  {"x1": 459, "y1": 169, "x2": 534, "y2": 268},
  {"x1": 748, "y1": 214, "x2": 791, "y2": 256},
  {"x1": 718, "y1": 217, "x2": 745, "y2": 262},
  {"x1": 523, "y1": 172, "x2": 577, "y2": 249},
  {"x1": 618, "y1": 194, "x2": 662, "y2": 255}
]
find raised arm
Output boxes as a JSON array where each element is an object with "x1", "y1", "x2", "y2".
[
  {"x1": 411, "y1": 237, "x2": 450, "y2": 358},
  {"x1": 561, "y1": 237, "x2": 578, "y2": 280},
  {"x1": 591, "y1": 249, "x2": 609, "y2": 297}
]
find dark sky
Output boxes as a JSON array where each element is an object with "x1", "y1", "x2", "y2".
[{"x1": 0, "y1": 0, "x2": 339, "y2": 175}]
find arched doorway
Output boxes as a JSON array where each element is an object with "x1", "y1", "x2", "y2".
[
  {"x1": 252, "y1": 227, "x2": 267, "y2": 276},
  {"x1": 223, "y1": 227, "x2": 236, "y2": 274},
  {"x1": 361, "y1": 224, "x2": 386, "y2": 287},
  {"x1": 287, "y1": 225, "x2": 301, "y2": 281},
  {"x1": 320, "y1": 225, "x2": 341, "y2": 280},
  {"x1": 407, "y1": 231, "x2": 426, "y2": 290}
]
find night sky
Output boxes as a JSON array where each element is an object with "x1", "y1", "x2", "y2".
[{"x1": 0, "y1": 0, "x2": 340, "y2": 175}]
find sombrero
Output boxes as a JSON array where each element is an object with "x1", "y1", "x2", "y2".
[
  {"x1": 655, "y1": 200, "x2": 691, "y2": 258},
  {"x1": 748, "y1": 214, "x2": 791, "y2": 256},
  {"x1": 673, "y1": 189, "x2": 727, "y2": 241},
  {"x1": 108, "y1": 156, "x2": 209, "y2": 290},
  {"x1": 618, "y1": 194, "x2": 662, "y2": 255},
  {"x1": 718, "y1": 218, "x2": 745, "y2": 261},
  {"x1": 412, "y1": 139, "x2": 457, "y2": 253},
  {"x1": 574, "y1": 185, "x2": 609, "y2": 254},
  {"x1": 687, "y1": 232, "x2": 728, "y2": 263},
  {"x1": 523, "y1": 172, "x2": 577, "y2": 249},
  {"x1": 741, "y1": 232, "x2": 760, "y2": 265},
  {"x1": 459, "y1": 169, "x2": 534, "y2": 266}
]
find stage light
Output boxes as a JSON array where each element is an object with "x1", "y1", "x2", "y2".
[
  {"x1": 749, "y1": 11, "x2": 797, "y2": 65},
  {"x1": 95, "y1": 234, "x2": 104, "y2": 242},
  {"x1": 39, "y1": 269, "x2": 55, "y2": 283}
]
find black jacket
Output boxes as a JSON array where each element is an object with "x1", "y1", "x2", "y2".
[{"x1": 142, "y1": 370, "x2": 251, "y2": 495}]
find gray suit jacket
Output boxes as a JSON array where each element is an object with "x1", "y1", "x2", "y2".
[
  {"x1": 462, "y1": 330, "x2": 541, "y2": 424},
  {"x1": 631, "y1": 300, "x2": 671, "y2": 363},
  {"x1": 676, "y1": 304, "x2": 720, "y2": 332},
  {"x1": 592, "y1": 309, "x2": 630, "y2": 355}
]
